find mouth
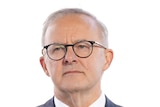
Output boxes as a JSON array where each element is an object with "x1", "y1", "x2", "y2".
[{"x1": 63, "y1": 70, "x2": 83, "y2": 75}]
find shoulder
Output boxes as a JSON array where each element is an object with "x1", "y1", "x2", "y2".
[
  {"x1": 37, "y1": 97, "x2": 55, "y2": 107},
  {"x1": 105, "y1": 96, "x2": 122, "y2": 107}
]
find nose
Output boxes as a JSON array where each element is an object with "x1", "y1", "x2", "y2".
[{"x1": 63, "y1": 46, "x2": 77, "y2": 64}]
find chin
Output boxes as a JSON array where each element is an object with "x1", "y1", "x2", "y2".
[{"x1": 61, "y1": 84, "x2": 87, "y2": 93}]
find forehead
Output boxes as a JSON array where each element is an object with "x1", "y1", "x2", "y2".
[{"x1": 44, "y1": 14, "x2": 102, "y2": 44}]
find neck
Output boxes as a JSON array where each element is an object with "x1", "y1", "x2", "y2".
[{"x1": 54, "y1": 86, "x2": 102, "y2": 107}]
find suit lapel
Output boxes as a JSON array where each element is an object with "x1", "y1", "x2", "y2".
[
  {"x1": 52, "y1": 97, "x2": 56, "y2": 107},
  {"x1": 105, "y1": 95, "x2": 108, "y2": 107}
]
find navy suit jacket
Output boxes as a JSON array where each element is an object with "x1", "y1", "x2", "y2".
[{"x1": 38, "y1": 96, "x2": 121, "y2": 107}]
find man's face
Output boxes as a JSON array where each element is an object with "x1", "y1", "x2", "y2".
[{"x1": 40, "y1": 14, "x2": 113, "y2": 93}]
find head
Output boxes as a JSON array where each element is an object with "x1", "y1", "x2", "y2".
[{"x1": 40, "y1": 8, "x2": 113, "y2": 94}]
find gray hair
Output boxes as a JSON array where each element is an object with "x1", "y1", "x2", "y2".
[{"x1": 42, "y1": 8, "x2": 108, "y2": 48}]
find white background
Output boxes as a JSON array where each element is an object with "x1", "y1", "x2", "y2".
[{"x1": 0, "y1": 0, "x2": 160, "y2": 107}]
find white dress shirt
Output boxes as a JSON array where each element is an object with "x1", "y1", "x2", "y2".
[{"x1": 54, "y1": 93, "x2": 105, "y2": 107}]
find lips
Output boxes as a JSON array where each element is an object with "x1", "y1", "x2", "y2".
[{"x1": 63, "y1": 70, "x2": 83, "y2": 75}]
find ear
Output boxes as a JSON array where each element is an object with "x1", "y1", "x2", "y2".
[
  {"x1": 40, "y1": 56, "x2": 50, "y2": 77},
  {"x1": 102, "y1": 49, "x2": 113, "y2": 71}
]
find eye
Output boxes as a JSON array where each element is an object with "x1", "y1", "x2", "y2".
[
  {"x1": 75, "y1": 42, "x2": 91, "y2": 50},
  {"x1": 49, "y1": 45, "x2": 65, "y2": 54},
  {"x1": 54, "y1": 47, "x2": 61, "y2": 51},
  {"x1": 77, "y1": 44, "x2": 88, "y2": 49}
]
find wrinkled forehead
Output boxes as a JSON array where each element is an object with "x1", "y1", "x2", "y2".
[
  {"x1": 49, "y1": 14, "x2": 101, "y2": 31},
  {"x1": 44, "y1": 14, "x2": 102, "y2": 44}
]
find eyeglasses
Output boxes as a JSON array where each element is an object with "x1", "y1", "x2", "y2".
[{"x1": 42, "y1": 40, "x2": 106, "y2": 61}]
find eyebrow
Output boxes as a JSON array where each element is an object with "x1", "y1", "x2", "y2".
[
  {"x1": 48, "y1": 39, "x2": 88, "y2": 45},
  {"x1": 73, "y1": 39, "x2": 88, "y2": 43}
]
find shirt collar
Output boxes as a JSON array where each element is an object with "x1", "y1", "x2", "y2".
[
  {"x1": 55, "y1": 96, "x2": 69, "y2": 107},
  {"x1": 89, "y1": 93, "x2": 105, "y2": 107},
  {"x1": 54, "y1": 93, "x2": 105, "y2": 107}
]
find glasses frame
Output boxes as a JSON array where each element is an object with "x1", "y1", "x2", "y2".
[{"x1": 42, "y1": 40, "x2": 106, "y2": 61}]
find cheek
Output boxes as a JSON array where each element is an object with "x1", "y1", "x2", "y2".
[
  {"x1": 84, "y1": 58, "x2": 103, "y2": 82},
  {"x1": 89, "y1": 51, "x2": 105, "y2": 73},
  {"x1": 46, "y1": 60, "x2": 62, "y2": 78}
]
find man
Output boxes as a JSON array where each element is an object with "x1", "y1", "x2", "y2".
[{"x1": 38, "y1": 8, "x2": 121, "y2": 107}]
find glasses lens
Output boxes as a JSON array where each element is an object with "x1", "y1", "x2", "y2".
[
  {"x1": 74, "y1": 41, "x2": 92, "y2": 58},
  {"x1": 47, "y1": 44, "x2": 66, "y2": 60}
]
